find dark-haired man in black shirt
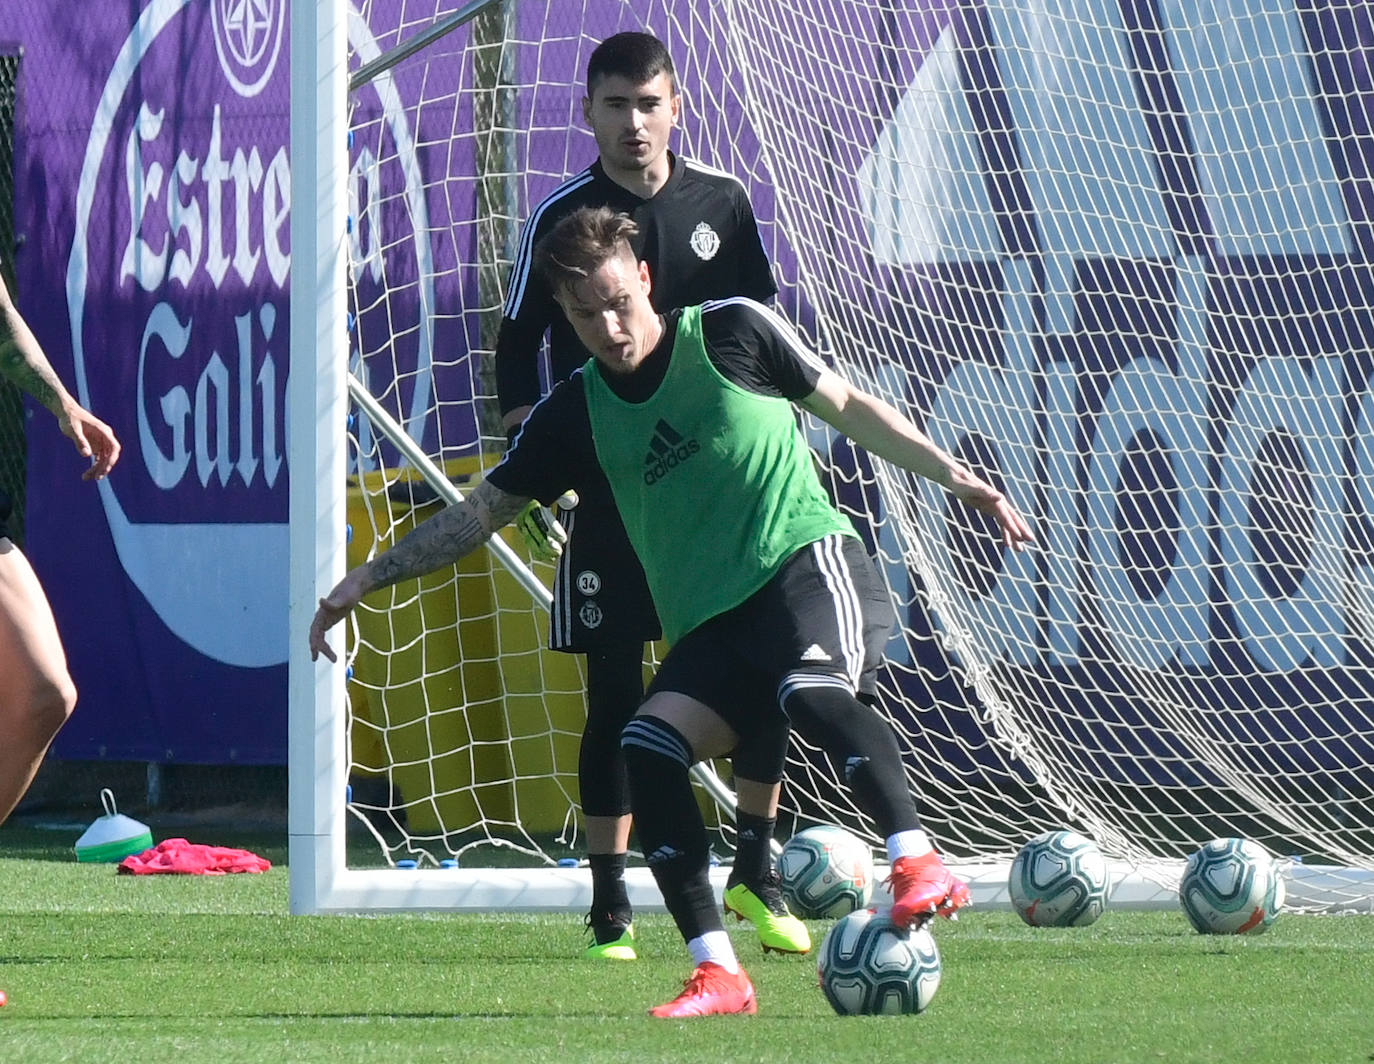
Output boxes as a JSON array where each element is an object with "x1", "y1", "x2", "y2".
[{"x1": 493, "y1": 31, "x2": 802, "y2": 961}]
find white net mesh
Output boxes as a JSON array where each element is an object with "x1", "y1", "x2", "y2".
[
  {"x1": 341, "y1": 0, "x2": 766, "y2": 866},
  {"x1": 338, "y1": 0, "x2": 1374, "y2": 906}
]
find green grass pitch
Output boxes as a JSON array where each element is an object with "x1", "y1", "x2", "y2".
[{"x1": 1, "y1": 823, "x2": 1371, "y2": 1063}]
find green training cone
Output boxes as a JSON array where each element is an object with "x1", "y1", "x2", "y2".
[{"x1": 74, "y1": 789, "x2": 153, "y2": 863}]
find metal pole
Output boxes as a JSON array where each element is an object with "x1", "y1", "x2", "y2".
[{"x1": 348, "y1": 0, "x2": 501, "y2": 92}]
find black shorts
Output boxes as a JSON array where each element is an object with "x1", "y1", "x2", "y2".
[
  {"x1": 647, "y1": 533, "x2": 895, "y2": 735},
  {"x1": 549, "y1": 475, "x2": 661, "y2": 653},
  {"x1": 0, "y1": 487, "x2": 10, "y2": 539}
]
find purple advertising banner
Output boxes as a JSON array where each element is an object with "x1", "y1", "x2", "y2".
[
  {"x1": 12, "y1": 1, "x2": 295, "y2": 761},
  {"x1": 11, "y1": 1, "x2": 498, "y2": 763},
  {"x1": 9, "y1": 0, "x2": 1374, "y2": 776},
  {"x1": 6, "y1": 0, "x2": 793, "y2": 765}
]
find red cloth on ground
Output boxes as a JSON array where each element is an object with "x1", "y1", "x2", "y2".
[{"x1": 116, "y1": 837, "x2": 272, "y2": 875}]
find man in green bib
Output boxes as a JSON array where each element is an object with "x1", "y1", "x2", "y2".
[{"x1": 310, "y1": 206, "x2": 1034, "y2": 1018}]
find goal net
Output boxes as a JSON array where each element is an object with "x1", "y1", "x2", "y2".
[{"x1": 290, "y1": 0, "x2": 1374, "y2": 913}]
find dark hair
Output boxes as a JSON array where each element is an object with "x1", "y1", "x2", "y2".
[
  {"x1": 534, "y1": 206, "x2": 640, "y2": 295},
  {"x1": 586, "y1": 31, "x2": 678, "y2": 96}
]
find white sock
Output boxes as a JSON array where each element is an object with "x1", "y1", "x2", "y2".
[
  {"x1": 886, "y1": 829, "x2": 934, "y2": 863},
  {"x1": 687, "y1": 931, "x2": 739, "y2": 973}
]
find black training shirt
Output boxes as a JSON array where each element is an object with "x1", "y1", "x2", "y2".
[{"x1": 494, "y1": 153, "x2": 776, "y2": 417}]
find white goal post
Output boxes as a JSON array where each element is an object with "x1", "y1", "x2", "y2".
[{"x1": 290, "y1": 0, "x2": 1374, "y2": 915}]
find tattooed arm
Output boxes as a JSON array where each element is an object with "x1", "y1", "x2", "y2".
[
  {"x1": 308, "y1": 478, "x2": 530, "y2": 662},
  {"x1": 0, "y1": 271, "x2": 120, "y2": 480}
]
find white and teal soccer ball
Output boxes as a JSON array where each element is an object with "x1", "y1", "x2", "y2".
[
  {"x1": 1008, "y1": 829, "x2": 1110, "y2": 927},
  {"x1": 818, "y1": 907, "x2": 941, "y2": 1016},
  {"x1": 778, "y1": 824, "x2": 874, "y2": 919},
  {"x1": 1179, "y1": 837, "x2": 1284, "y2": 935}
]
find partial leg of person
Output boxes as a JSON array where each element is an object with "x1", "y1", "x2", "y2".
[
  {"x1": 719, "y1": 704, "x2": 810, "y2": 954},
  {"x1": 0, "y1": 538, "x2": 78, "y2": 825},
  {"x1": 778, "y1": 675, "x2": 968, "y2": 926},
  {"x1": 768, "y1": 536, "x2": 969, "y2": 927},
  {"x1": 551, "y1": 489, "x2": 648, "y2": 960},
  {"x1": 579, "y1": 641, "x2": 643, "y2": 959},
  {"x1": 583, "y1": 644, "x2": 804, "y2": 957},
  {"x1": 621, "y1": 696, "x2": 757, "y2": 1018}
]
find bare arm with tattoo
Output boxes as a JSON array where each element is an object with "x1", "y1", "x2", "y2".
[
  {"x1": 0, "y1": 271, "x2": 120, "y2": 480},
  {"x1": 308, "y1": 478, "x2": 532, "y2": 663}
]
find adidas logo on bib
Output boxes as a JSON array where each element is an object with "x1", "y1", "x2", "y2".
[{"x1": 643, "y1": 418, "x2": 700, "y2": 485}]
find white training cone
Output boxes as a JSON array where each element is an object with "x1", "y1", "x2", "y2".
[{"x1": 74, "y1": 789, "x2": 153, "y2": 863}]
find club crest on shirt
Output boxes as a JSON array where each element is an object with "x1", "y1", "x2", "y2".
[{"x1": 689, "y1": 221, "x2": 720, "y2": 260}]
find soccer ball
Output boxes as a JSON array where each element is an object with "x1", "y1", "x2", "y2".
[
  {"x1": 817, "y1": 907, "x2": 941, "y2": 1016},
  {"x1": 1178, "y1": 837, "x2": 1284, "y2": 935},
  {"x1": 1008, "y1": 829, "x2": 1110, "y2": 927},
  {"x1": 778, "y1": 824, "x2": 874, "y2": 919}
]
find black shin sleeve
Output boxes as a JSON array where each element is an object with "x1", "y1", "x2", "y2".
[
  {"x1": 578, "y1": 643, "x2": 645, "y2": 817},
  {"x1": 780, "y1": 680, "x2": 922, "y2": 837}
]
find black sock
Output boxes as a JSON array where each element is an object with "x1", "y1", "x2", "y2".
[
  {"x1": 588, "y1": 852, "x2": 630, "y2": 923},
  {"x1": 728, "y1": 811, "x2": 776, "y2": 888}
]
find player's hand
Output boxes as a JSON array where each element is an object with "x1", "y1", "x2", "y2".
[
  {"x1": 309, "y1": 567, "x2": 371, "y2": 663},
  {"x1": 59, "y1": 402, "x2": 121, "y2": 481},
  {"x1": 947, "y1": 474, "x2": 1034, "y2": 552},
  {"x1": 515, "y1": 491, "x2": 578, "y2": 562}
]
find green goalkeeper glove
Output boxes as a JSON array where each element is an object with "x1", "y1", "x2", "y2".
[{"x1": 515, "y1": 490, "x2": 578, "y2": 562}]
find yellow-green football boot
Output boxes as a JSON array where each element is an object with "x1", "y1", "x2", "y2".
[
  {"x1": 584, "y1": 913, "x2": 637, "y2": 960},
  {"x1": 722, "y1": 871, "x2": 812, "y2": 954}
]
